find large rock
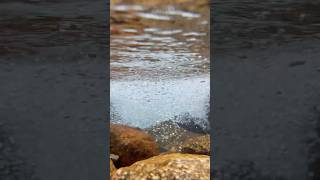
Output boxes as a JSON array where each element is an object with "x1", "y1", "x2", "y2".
[
  {"x1": 111, "y1": 153, "x2": 210, "y2": 180},
  {"x1": 110, "y1": 124, "x2": 160, "y2": 167},
  {"x1": 179, "y1": 134, "x2": 210, "y2": 155}
]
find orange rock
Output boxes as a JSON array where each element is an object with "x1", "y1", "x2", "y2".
[
  {"x1": 110, "y1": 124, "x2": 160, "y2": 167},
  {"x1": 111, "y1": 153, "x2": 210, "y2": 180},
  {"x1": 110, "y1": 159, "x2": 117, "y2": 177}
]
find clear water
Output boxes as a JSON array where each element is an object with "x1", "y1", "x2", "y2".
[{"x1": 110, "y1": 1, "x2": 210, "y2": 128}]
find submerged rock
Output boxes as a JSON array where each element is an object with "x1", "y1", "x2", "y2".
[
  {"x1": 145, "y1": 120, "x2": 202, "y2": 151},
  {"x1": 174, "y1": 113, "x2": 210, "y2": 134},
  {"x1": 179, "y1": 134, "x2": 210, "y2": 155},
  {"x1": 111, "y1": 153, "x2": 210, "y2": 180},
  {"x1": 110, "y1": 124, "x2": 160, "y2": 167}
]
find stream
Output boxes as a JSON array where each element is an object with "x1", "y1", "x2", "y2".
[{"x1": 110, "y1": 0, "x2": 210, "y2": 130}]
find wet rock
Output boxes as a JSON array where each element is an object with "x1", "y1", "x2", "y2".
[
  {"x1": 110, "y1": 159, "x2": 117, "y2": 178},
  {"x1": 179, "y1": 134, "x2": 210, "y2": 155},
  {"x1": 110, "y1": 124, "x2": 160, "y2": 167},
  {"x1": 145, "y1": 120, "x2": 202, "y2": 151},
  {"x1": 174, "y1": 113, "x2": 210, "y2": 134},
  {"x1": 111, "y1": 153, "x2": 210, "y2": 180}
]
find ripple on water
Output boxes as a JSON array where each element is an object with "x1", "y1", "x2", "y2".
[
  {"x1": 110, "y1": 1, "x2": 210, "y2": 129},
  {"x1": 110, "y1": 1, "x2": 209, "y2": 79}
]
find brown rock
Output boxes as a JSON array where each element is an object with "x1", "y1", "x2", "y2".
[
  {"x1": 110, "y1": 124, "x2": 160, "y2": 167},
  {"x1": 110, "y1": 159, "x2": 117, "y2": 177},
  {"x1": 111, "y1": 153, "x2": 210, "y2": 180},
  {"x1": 180, "y1": 134, "x2": 210, "y2": 155}
]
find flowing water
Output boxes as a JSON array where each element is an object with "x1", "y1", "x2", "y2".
[{"x1": 110, "y1": 0, "x2": 210, "y2": 129}]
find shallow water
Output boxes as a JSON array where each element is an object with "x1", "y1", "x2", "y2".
[
  {"x1": 111, "y1": 76, "x2": 209, "y2": 128},
  {"x1": 110, "y1": 0, "x2": 210, "y2": 128}
]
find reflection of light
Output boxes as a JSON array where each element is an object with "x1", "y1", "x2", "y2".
[
  {"x1": 112, "y1": 5, "x2": 144, "y2": 12},
  {"x1": 154, "y1": 29, "x2": 183, "y2": 35},
  {"x1": 144, "y1": 28, "x2": 159, "y2": 32},
  {"x1": 183, "y1": 32, "x2": 207, "y2": 37},
  {"x1": 110, "y1": 3, "x2": 209, "y2": 82},
  {"x1": 122, "y1": 29, "x2": 138, "y2": 33},
  {"x1": 187, "y1": 38, "x2": 198, "y2": 42},
  {"x1": 137, "y1": 12, "x2": 171, "y2": 21},
  {"x1": 165, "y1": 7, "x2": 201, "y2": 18}
]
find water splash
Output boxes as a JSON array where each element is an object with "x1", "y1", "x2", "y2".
[{"x1": 110, "y1": 76, "x2": 209, "y2": 128}]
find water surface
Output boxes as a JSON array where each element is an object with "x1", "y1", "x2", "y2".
[{"x1": 110, "y1": 0, "x2": 210, "y2": 128}]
